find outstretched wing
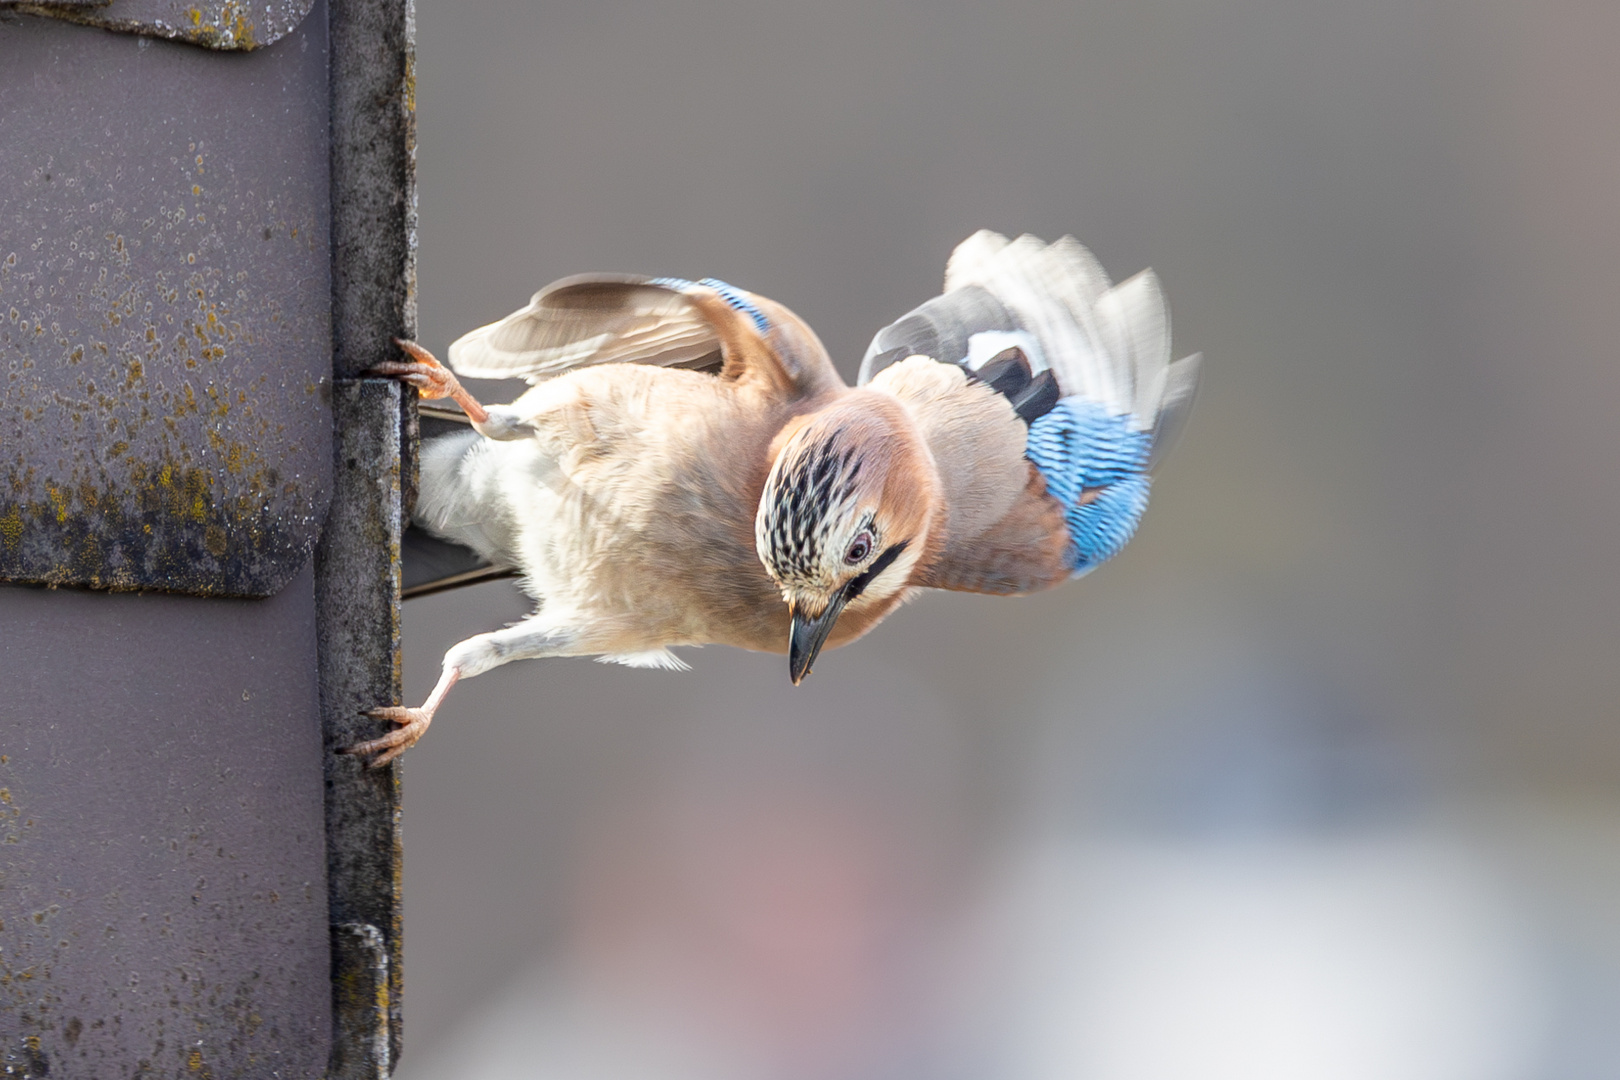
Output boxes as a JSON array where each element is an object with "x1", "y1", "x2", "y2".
[
  {"x1": 861, "y1": 231, "x2": 1201, "y2": 589},
  {"x1": 447, "y1": 273, "x2": 842, "y2": 398}
]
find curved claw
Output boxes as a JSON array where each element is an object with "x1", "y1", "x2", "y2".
[
  {"x1": 366, "y1": 357, "x2": 457, "y2": 401},
  {"x1": 392, "y1": 338, "x2": 439, "y2": 365},
  {"x1": 365, "y1": 339, "x2": 489, "y2": 423},
  {"x1": 341, "y1": 706, "x2": 434, "y2": 769}
]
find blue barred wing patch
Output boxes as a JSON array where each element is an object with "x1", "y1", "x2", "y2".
[
  {"x1": 647, "y1": 276, "x2": 770, "y2": 335},
  {"x1": 1024, "y1": 398, "x2": 1153, "y2": 574}
]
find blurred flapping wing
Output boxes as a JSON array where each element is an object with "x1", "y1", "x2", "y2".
[
  {"x1": 448, "y1": 273, "x2": 841, "y2": 398},
  {"x1": 861, "y1": 232, "x2": 1201, "y2": 454},
  {"x1": 862, "y1": 232, "x2": 1202, "y2": 588}
]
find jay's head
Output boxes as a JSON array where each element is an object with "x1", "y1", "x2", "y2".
[{"x1": 756, "y1": 395, "x2": 937, "y2": 684}]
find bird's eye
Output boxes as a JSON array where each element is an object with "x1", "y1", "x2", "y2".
[{"x1": 844, "y1": 532, "x2": 873, "y2": 565}]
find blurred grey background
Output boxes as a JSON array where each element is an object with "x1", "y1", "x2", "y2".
[{"x1": 391, "y1": 1, "x2": 1620, "y2": 1077}]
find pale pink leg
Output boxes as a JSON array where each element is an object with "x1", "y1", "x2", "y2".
[
  {"x1": 342, "y1": 620, "x2": 578, "y2": 767},
  {"x1": 367, "y1": 338, "x2": 491, "y2": 424},
  {"x1": 342, "y1": 664, "x2": 462, "y2": 768}
]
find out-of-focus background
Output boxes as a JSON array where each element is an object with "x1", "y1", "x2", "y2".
[{"x1": 392, "y1": 1, "x2": 1620, "y2": 1077}]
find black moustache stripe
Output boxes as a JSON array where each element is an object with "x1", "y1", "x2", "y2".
[{"x1": 842, "y1": 539, "x2": 910, "y2": 604}]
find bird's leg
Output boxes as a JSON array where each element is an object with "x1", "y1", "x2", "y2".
[
  {"x1": 343, "y1": 664, "x2": 461, "y2": 768},
  {"x1": 366, "y1": 338, "x2": 491, "y2": 424},
  {"x1": 341, "y1": 619, "x2": 579, "y2": 768}
]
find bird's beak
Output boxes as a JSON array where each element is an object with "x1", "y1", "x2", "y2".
[{"x1": 789, "y1": 596, "x2": 847, "y2": 685}]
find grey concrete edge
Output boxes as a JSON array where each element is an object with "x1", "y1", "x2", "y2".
[
  {"x1": 321, "y1": 0, "x2": 416, "y2": 1073},
  {"x1": 319, "y1": 380, "x2": 406, "y2": 1080}
]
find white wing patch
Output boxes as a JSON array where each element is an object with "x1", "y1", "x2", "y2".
[
  {"x1": 966, "y1": 329, "x2": 1046, "y2": 374},
  {"x1": 596, "y1": 649, "x2": 692, "y2": 671},
  {"x1": 943, "y1": 231, "x2": 1177, "y2": 432},
  {"x1": 862, "y1": 230, "x2": 1202, "y2": 460}
]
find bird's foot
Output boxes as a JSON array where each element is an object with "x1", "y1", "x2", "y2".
[
  {"x1": 367, "y1": 339, "x2": 458, "y2": 397},
  {"x1": 341, "y1": 705, "x2": 436, "y2": 768},
  {"x1": 367, "y1": 339, "x2": 489, "y2": 423}
]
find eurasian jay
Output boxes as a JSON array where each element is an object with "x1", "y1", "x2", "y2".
[{"x1": 345, "y1": 232, "x2": 1201, "y2": 766}]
